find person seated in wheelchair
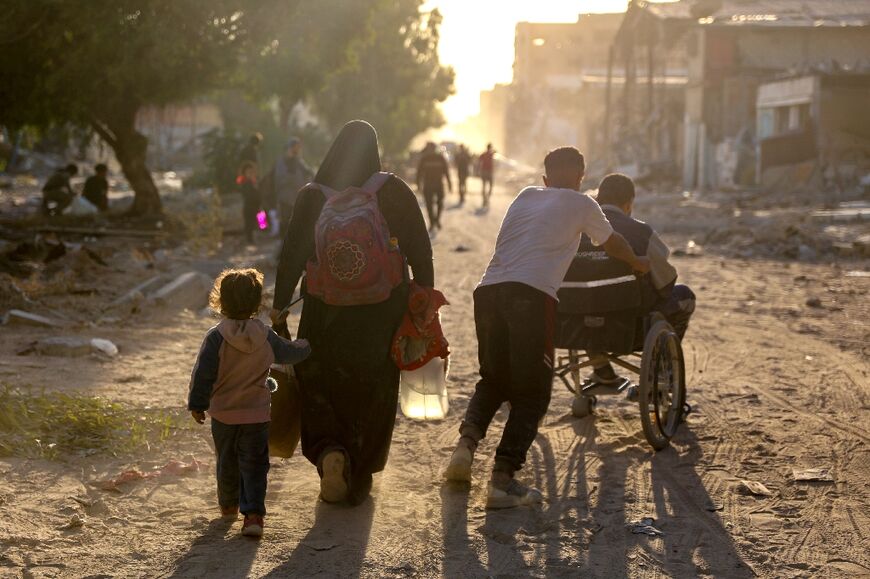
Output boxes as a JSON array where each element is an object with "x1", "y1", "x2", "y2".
[{"x1": 584, "y1": 173, "x2": 695, "y2": 385}]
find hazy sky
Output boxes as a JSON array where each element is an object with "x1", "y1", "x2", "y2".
[{"x1": 424, "y1": 0, "x2": 631, "y2": 123}]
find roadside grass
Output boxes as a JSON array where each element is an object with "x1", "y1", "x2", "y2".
[{"x1": 0, "y1": 385, "x2": 193, "y2": 460}]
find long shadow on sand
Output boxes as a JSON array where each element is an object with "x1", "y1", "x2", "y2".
[
  {"x1": 440, "y1": 483, "x2": 489, "y2": 577},
  {"x1": 439, "y1": 401, "x2": 756, "y2": 577},
  {"x1": 262, "y1": 499, "x2": 375, "y2": 578},
  {"x1": 168, "y1": 518, "x2": 260, "y2": 578},
  {"x1": 647, "y1": 427, "x2": 754, "y2": 578}
]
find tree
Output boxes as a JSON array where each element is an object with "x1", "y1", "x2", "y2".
[
  {"x1": 315, "y1": 0, "x2": 455, "y2": 158},
  {"x1": 245, "y1": 0, "x2": 375, "y2": 132},
  {"x1": 0, "y1": 1, "x2": 276, "y2": 216}
]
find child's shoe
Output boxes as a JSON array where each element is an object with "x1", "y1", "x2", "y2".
[
  {"x1": 241, "y1": 514, "x2": 264, "y2": 537},
  {"x1": 220, "y1": 505, "x2": 239, "y2": 521}
]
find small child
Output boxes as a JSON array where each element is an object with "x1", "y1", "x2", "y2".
[
  {"x1": 188, "y1": 268, "x2": 310, "y2": 538},
  {"x1": 237, "y1": 161, "x2": 261, "y2": 244}
]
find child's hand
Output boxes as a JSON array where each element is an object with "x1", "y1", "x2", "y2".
[{"x1": 191, "y1": 410, "x2": 206, "y2": 424}]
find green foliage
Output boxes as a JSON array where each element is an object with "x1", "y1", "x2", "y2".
[
  {"x1": 0, "y1": 0, "x2": 281, "y2": 214},
  {"x1": 314, "y1": 1, "x2": 455, "y2": 158},
  {"x1": 0, "y1": 386, "x2": 190, "y2": 460},
  {"x1": 177, "y1": 188, "x2": 225, "y2": 255},
  {"x1": 245, "y1": 0, "x2": 375, "y2": 129},
  {"x1": 195, "y1": 128, "x2": 246, "y2": 194},
  {"x1": 0, "y1": 1, "x2": 269, "y2": 127},
  {"x1": 0, "y1": 0, "x2": 454, "y2": 211}
]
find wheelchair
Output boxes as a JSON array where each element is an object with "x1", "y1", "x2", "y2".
[{"x1": 553, "y1": 249, "x2": 688, "y2": 451}]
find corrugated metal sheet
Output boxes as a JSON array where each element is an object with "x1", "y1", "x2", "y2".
[{"x1": 640, "y1": 0, "x2": 870, "y2": 27}]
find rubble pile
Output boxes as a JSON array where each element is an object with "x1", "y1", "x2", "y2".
[{"x1": 637, "y1": 188, "x2": 869, "y2": 262}]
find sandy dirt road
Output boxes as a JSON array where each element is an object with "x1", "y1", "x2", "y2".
[{"x1": 1, "y1": 189, "x2": 868, "y2": 578}]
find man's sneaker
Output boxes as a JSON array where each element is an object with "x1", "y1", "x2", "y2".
[
  {"x1": 220, "y1": 505, "x2": 239, "y2": 521},
  {"x1": 486, "y1": 479, "x2": 544, "y2": 509},
  {"x1": 590, "y1": 363, "x2": 621, "y2": 385},
  {"x1": 241, "y1": 514, "x2": 264, "y2": 537},
  {"x1": 320, "y1": 451, "x2": 349, "y2": 503},
  {"x1": 444, "y1": 445, "x2": 474, "y2": 482}
]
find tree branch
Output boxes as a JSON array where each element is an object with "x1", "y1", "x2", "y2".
[{"x1": 89, "y1": 118, "x2": 118, "y2": 149}]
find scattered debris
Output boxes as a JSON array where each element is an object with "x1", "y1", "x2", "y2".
[
  {"x1": 805, "y1": 297, "x2": 823, "y2": 308},
  {"x1": 740, "y1": 480, "x2": 774, "y2": 497},
  {"x1": 33, "y1": 337, "x2": 93, "y2": 357},
  {"x1": 629, "y1": 517, "x2": 664, "y2": 536},
  {"x1": 673, "y1": 240, "x2": 704, "y2": 257},
  {"x1": 301, "y1": 539, "x2": 340, "y2": 551},
  {"x1": 34, "y1": 225, "x2": 166, "y2": 239},
  {"x1": 90, "y1": 338, "x2": 119, "y2": 357},
  {"x1": 0, "y1": 273, "x2": 33, "y2": 311},
  {"x1": 58, "y1": 514, "x2": 86, "y2": 530},
  {"x1": 798, "y1": 244, "x2": 817, "y2": 262},
  {"x1": 793, "y1": 467, "x2": 834, "y2": 482},
  {"x1": 24, "y1": 337, "x2": 119, "y2": 358},
  {"x1": 96, "y1": 457, "x2": 202, "y2": 492},
  {"x1": 150, "y1": 271, "x2": 212, "y2": 310},
  {"x1": 107, "y1": 275, "x2": 165, "y2": 310},
  {"x1": 2, "y1": 309, "x2": 59, "y2": 327}
]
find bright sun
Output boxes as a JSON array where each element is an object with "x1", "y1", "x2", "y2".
[{"x1": 424, "y1": 0, "x2": 631, "y2": 124}]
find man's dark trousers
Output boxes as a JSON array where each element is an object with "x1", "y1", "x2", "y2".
[{"x1": 461, "y1": 282, "x2": 556, "y2": 474}]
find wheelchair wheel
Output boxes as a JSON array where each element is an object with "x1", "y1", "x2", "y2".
[
  {"x1": 638, "y1": 319, "x2": 686, "y2": 451},
  {"x1": 571, "y1": 394, "x2": 596, "y2": 418}
]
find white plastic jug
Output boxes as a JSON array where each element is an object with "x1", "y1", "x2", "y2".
[{"x1": 399, "y1": 357, "x2": 449, "y2": 420}]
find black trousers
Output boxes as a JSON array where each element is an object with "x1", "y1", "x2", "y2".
[
  {"x1": 42, "y1": 189, "x2": 74, "y2": 216},
  {"x1": 242, "y1": 201, "x2": 259, "y2": 242},
  {"x1": 458, "y1": 171, "x2": 468, "y2": 203},
  {"x1": 461, "y1": 282, "x2": 556, "y2": 474},
  {"x1": 211, "y1": 419, "x2": 270, "y2": 515},
  {"x1": 656, "y1": 284, "x2": 696, "y2": 340},
  {"x1": 422, "y1": 186, "x2": 444, "y2": 228}
]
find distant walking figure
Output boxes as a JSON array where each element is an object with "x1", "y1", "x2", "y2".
[
  {"x1": 272, "y1": 120, "x2": 434, "y2": 505},
  {"x1": 454, "y1": 144, "x2": 471, "y2": 205},
  {"x1": 416, "y1": 141, "x2": 453, "y2": 232},
  {"x1": 479, "y1": 143, "x2": 495, "y2": 208}
]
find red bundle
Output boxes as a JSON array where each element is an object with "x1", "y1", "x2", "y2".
[{"x1": 391, "y1": 283, "x2": 449, "y2": 370}]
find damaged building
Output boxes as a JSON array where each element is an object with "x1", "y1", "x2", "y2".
[
  {"x1": 610, "y1": 0, "x2": 870, "y2": 190},
  {"x1": 501, "y1": 13, "x2": 625, "y2": 167},
  {"x1": 757, "y1": 72, "x2": 870, "y2": 191}
]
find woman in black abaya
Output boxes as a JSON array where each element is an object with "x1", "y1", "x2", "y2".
[{"x1": 272, "y1": 120, "x2": 433, "y2": 505}]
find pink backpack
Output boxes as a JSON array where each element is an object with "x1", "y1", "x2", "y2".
[{"x1": 305, "y1": 172, "x2": 405, "y2": 306}]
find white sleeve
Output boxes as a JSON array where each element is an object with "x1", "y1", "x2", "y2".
[{"x1": 580, "y1": 195, "x2": 614, "y2": 246}]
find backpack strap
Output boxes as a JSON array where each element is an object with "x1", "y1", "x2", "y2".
[{"x1": 361, "y1": 171, "x2": 391, "y2": 195}]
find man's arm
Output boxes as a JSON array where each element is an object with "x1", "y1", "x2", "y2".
[
  {"x1": 602, "y1": 232, "x2": 650, "y2": 274},
  {"x1": 646, "y1": 232, "x2": 678, "y2": 295},
  {"x1": 416, "y1": 157, "x2": 424, "y2": 190}
]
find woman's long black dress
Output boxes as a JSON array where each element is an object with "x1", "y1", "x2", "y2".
[{"x1": 273, "y1": 176, "x2": 433, "y2": 497}]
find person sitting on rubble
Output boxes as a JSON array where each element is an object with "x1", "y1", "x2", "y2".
[
  {"x1": 41, "y1": 163, "x2": 78, "y2": 216},
  {"x1": 588, "y1": 173, "x2": 696, "y2": 385},
  {"x1": 82, "y1": 163, "x2": 109, "y2": 212}
]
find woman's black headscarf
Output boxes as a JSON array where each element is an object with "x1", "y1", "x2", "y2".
[{"x1": 313, "y1": 120, "x2": 381, "y2": 190}]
